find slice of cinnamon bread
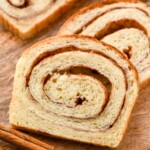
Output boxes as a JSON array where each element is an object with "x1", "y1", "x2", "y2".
[
  {"x1": 0, "y1": 0, "x2": 77, "y2": 39},
  {"x1": 10, "y1": 35, "x2": 138, "y2": 148}
]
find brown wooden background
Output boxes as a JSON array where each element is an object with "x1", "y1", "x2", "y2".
[{"x1": 0, "y1": 0, "x2": 150, "y2": 149}]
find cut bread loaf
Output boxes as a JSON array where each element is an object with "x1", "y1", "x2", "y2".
[
  {"x1": 10, "y1": 35, "x2": 139, "y2": 148},
  {"x1": 102, "y1": 28, "x2": 150, "y2": 87},
  {"x1": 0, "y1": 0, "x2": 77, "y2": 39},
  {"x1": 58, "y1": 0, "x2": 150, "y2": 88}
]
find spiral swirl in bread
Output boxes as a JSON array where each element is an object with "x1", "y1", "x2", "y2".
[{"x1": 10, "y1": 35, "x2": 138, "y2": 148}]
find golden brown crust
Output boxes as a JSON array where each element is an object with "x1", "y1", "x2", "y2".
[
  {"x1": 57, "y1": 0, "x2": 144, "y2": 35},
  {"x1": 139, "y1": 77, "x2": 150, "y2": 89},
  {"x1": 23, "y1": 34, "x2": 138, "y2": 81},
  {"x1": 11, "y1": 124, "x2": 110, "y2": 147}
]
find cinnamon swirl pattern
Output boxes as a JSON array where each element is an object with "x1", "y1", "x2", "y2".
[
  {"x1": 0, "y1": 0, "x2": 77, "y2": 39},
  {"x1": 10, "y1": 35, "x2": 138, "y2": 148},
  {"x1": 58, "y1": 0, "x2": 150, "y2": 87}
]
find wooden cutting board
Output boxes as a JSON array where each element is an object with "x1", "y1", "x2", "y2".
[{"x1": 0, "y1": 0, "x2": 150, "y2": 149}]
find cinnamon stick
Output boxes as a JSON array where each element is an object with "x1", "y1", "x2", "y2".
[
  {"x1": 0, "y1": 124, "x2": 54, "y2": 150},
  {"x1": 0, "y1": 146, "x2": 4, "y2": 150}
]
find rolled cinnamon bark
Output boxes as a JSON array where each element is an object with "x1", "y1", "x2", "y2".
[
  {"x1": 0, "y1": 124, "x2": 54, "y2": 150},
  {"x1": 58, "y1": 0, "x2": 150, "y2": 88},
  {"x1": 10, "y1": 35, "x2": 138, "y2": 148}
]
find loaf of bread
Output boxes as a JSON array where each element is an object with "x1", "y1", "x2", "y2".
[
  {"x1": 58, "y1": 0, "x2": 150, "y2": 88},
  {"x1": 0, "y1": 0, "x2": 77, "y2": 39},
  {"x1": 9, "y1": 35, "x2": 138, "y2": 148}
]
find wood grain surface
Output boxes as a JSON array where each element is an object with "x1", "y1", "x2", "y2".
[{"x1": 0, "y1": 0, "x2": 150, "y2": 150}]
